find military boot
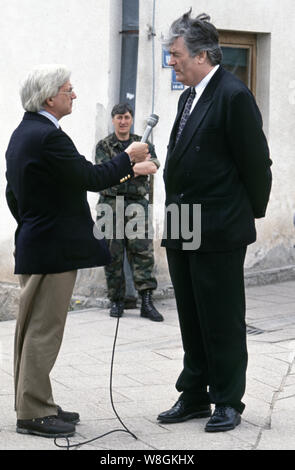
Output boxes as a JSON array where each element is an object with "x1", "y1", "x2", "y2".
[
  {"x1": 140, "y1": 290, "x2": 164, "y2": 322},
  {"x1": 110, "y1": 301, "x2": 124, "y2": 318}
]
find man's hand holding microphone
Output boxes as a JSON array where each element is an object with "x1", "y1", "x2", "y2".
[
  {"x1": 125, "y1": 141, "x2": 151, "y2": 164},
  {"x1": 125, "y1": 113, "x2": 159, "y2": 177}
]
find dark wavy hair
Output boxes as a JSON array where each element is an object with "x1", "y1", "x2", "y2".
[
  {"x1": 111, "y1": 103, "x2": 134, "y2": 118},
  {"x1": 165, "y1": 9, "x2": 222, "y2": 65}
]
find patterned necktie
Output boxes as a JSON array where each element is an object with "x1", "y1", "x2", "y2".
[{"x1": 175, "y1": 87, "x2": 196, "y2": 144}]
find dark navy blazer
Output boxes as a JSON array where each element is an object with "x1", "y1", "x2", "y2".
[
  {"x1": 5, "y1": 112, "x2": 133, "y2": 274},
  {"x1": 162, "y1": 66, "x2": 272, "y2": 251}
]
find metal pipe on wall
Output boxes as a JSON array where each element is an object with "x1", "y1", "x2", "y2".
[
  {"x1": 120, "y1": 0, "x2": 140, "y2": 300},
  {"x1": 119, "y1": 0, "x2": 139, "y2": 115}
]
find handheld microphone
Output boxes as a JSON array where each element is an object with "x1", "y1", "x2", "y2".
[{"x1": 141, "y1": 114, "x2": 159, "y2": 143}]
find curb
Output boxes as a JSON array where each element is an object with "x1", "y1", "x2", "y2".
[
  {"x1": 71, "y1": 264, "x2": 295, "y2": 311},
  {"x1": 1, "y1": 265, "x2": 295, "y2": 320}
]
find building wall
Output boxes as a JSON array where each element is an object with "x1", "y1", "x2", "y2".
[
  {"x1": 136, "y1": 0, "x2": 295, "y2": 279},
  {"x1": 0, "y1": 0, "x2": 295, "y2": 297},
  {"x1": 0, "y1": 0, "x2": 122, "y2": 287}
]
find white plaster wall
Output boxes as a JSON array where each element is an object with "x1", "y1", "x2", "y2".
[
  {"x1": 1, "y1": 0, "x2": 295, "y2": 289},
  {"x1": 0, "y1": 0, "x2": 122, "y2": 282}
]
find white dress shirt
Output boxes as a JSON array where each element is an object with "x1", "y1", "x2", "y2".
[
  {"x1": 190, "y1": 64, "x2": 220, "y2": 114},
  {"x1": 38, "y1": 109, "x2": 60, "y2": 128}
]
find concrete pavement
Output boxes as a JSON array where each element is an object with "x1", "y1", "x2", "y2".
[{"x1": 0, "y1": 279, "x2": 295, "y2": 451}]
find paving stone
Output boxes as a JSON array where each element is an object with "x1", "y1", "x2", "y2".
[
  {"x1": 1, "y1": 279, "x2": 295, "y2": 450},
  {"x1": 256, "y1": 409, "x2": 295, "y2": 450}
]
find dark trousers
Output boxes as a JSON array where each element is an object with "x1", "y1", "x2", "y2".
[{"x1": 166, "y1": 247, "x2": 248, "y2": 414}]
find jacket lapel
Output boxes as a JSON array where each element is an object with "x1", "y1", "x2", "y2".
[
  {"x1": 166, "y1": 66, "x2": 225, "y2": 170},
  {"x1": 167, "y1": 88, "x2": 190, "y2": 151}
]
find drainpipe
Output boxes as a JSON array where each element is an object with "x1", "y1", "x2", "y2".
[
  {"x1": 120, "y1": 0, "x2": 139, "y2": 300},
  {"x1": 119, "y1": 0, "x2": 139, "y2": 116},
  {"x1": 120, "y1": 0, "x2": 157, "y2": 203},
  {"x1": 148, "y1": 0, "x2": 156, "y2": 204}
]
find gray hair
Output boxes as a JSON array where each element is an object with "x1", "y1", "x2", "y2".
[
  {"x1": 165, "y1": 9, "x2": 222, "y2": 66},
  {"x1": 20, "y1": 64, "x2": 71, "y2": 112}
]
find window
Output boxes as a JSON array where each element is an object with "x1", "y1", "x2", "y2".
[{"x1": 218, "y1": 31, "x2": 257, "y2": 95}]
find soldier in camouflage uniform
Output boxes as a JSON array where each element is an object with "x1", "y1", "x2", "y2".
[{"x1": 95, "y1": 103, "x2": 163, "y2": 321}]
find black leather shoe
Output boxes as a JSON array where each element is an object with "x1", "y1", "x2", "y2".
[
  {"x1": 140, "y1": 290, "x2": 164, "y2": 322},
  {"x1": 110, "y1": 301, "x2": 124, "y2": 317},
  {"x1": 205, "y1": 406, "x2": 241, "y2": 432},
  {"x1": 57, "y1": 405, "x2": 80, "y2": 424},
  {"x1": 157, "y1": 398, "x2": 211, "y2": 423},
  {"x1": 16, "y1": 415, "x2": 75, "y2": 438}
]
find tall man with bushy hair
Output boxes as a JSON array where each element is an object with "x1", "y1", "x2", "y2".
[
  {"x1": 5, "y1": 64, "x2": 151, "y2": 438},
  {"x1": 158, "y1": 10, "x2": 272, "y2": 432}
]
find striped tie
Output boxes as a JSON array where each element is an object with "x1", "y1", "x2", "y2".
[{"x1": 175, "y1": 87, "x2": 196, "y2": 144}]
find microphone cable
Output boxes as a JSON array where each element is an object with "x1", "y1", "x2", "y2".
[{"x1": 54, "y1": 315, "x2": 138, "y2": 450}]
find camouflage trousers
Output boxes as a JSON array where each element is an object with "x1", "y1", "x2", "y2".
[{"x1": 97, "y1": 195, "x2": 157, "y2": 301}]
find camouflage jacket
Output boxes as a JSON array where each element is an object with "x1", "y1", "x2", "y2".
[{"x1": 95, "y1": 133, "x2": 160, "y2": 198}]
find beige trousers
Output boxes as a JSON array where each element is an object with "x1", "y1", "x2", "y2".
[{"x1": 14, "y1": 271, "x2": 77, "y2": 420}]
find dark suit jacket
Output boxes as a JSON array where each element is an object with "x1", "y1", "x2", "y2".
[
  {"x1": 5, "y1": 112, "x2": 134, "y2": 274},
  {"x1": 162, "y1": 66, "x2": 272, "y2": 251}
]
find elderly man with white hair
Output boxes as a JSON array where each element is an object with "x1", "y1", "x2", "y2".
[{"x1": 5, "y1": 64, "x2": 152, "y2": 438}]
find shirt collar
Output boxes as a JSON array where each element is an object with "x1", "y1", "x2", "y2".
[
  {"x1": 38, "y1": 110, "x2": 60, "y2": 128},
  {"x1": 194, "y1": 64, "x2": 220, "y2": 95}
]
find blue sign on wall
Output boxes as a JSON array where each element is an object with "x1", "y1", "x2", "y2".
[
  {"x1": 171, "y1": 69, "x2": 185, "y2": 91},
  {"x1": 162, "y1": 46, "x2": 184, "y2": 90},
  {"x1": 162, "y1": 48, "x2": 171, "y2": 68}
]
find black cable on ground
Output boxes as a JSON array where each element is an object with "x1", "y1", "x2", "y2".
[{"x1": 54, "y1": 316, "x2": 138, "y2": 450}]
